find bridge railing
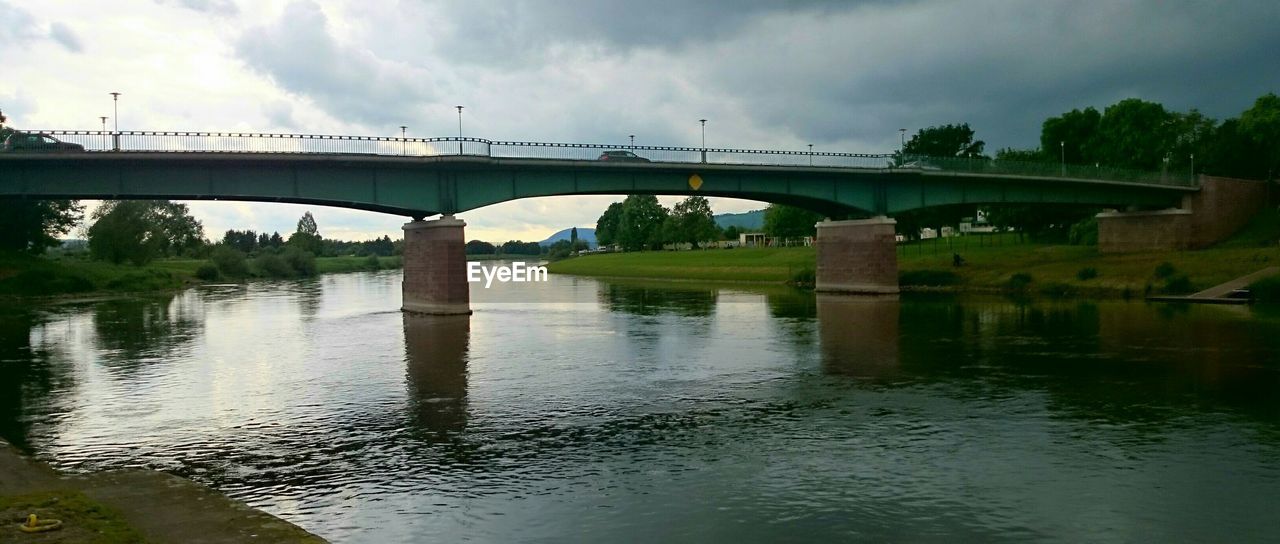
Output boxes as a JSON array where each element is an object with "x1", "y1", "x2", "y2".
[{"x1": 28, "y1": 130, "x2": 1193, "y2": 187}]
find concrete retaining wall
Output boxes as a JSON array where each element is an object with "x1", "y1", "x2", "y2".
[{"x1": 1098, "y1": 175, "x2": 1270, "y2": 253}]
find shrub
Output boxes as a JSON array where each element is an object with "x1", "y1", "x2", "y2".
[
  {"x1": 1076, "y1": 267, "x2": 1098, "y2": 281},
  {"x1": 211, "y1": 246, "x2": 249, "y2": 277},
  {"x1": 1006, "y1": 272, "x2": 1033, "y2": 291},
  {"x1": 899, "y1": 269, "x2": 960, "y2": 286},
  {"x1": 789, "y1": 267, "x2": 815, "y2": 288},
  {"x1": 1250, "y1": 276, "x2": 1280, "y2": 303},
  {"x1": 1068, "y1": 217, "x2": 1098, "y2": 246},
  {"x1": 1161, "y1": 274, "x2": 1194, "y2": 294},
  {"x1": 283, "y1": 248, "x2": 317, "y2": 276},
  {"x1": 1154, "y1": 262, "x2": 1177, "y2": 279},
  {"x1": 1039, "y1": 282, "x2": 1076, "y2": 298},
  {"x1": 254, "y1": 252, "x2": 294, "y2": 278},
  {"x1": 195, "y1": 263, "x2": 220, "y2": 281},
  {"x1": 364, "y1": 254, "x2": 382, "y2": 270}
]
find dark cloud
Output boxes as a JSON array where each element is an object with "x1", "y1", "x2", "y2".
[
  {"x1": 48, "y1": 22, "x2": 81, "y2": 53},
  {"x1": 236, "y1": 0, "x2": 436, "y2": 128}
]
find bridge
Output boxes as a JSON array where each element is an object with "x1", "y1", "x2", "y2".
[{"x1": 3, "y1": 130, "x2": 1255, "y2": 315}]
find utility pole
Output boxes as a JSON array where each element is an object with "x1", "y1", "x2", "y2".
[{"x1": 455, "y1": 105, "x2": 464, "y2": 155}]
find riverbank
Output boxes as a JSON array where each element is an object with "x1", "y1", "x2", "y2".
[
  {"x1": 547, "y1": 234, "x2": 1280, "y2": 298},
  {"x1": 0, "y1": 253, "x2": 403, "y2": 298},
  {"x1": 0, "y1": 440, "x2": 324, "y2": 543}
]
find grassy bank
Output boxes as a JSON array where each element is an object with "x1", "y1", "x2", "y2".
[
  {"x1": 0, "y1": 254, "x2": 403, "y2": 297},
  {"x1": 0, "y1": 490, "x2": 145, "y2": 543},
  {"x1": 547, "y1": 232, "x2": 1280, "y2": 298}
]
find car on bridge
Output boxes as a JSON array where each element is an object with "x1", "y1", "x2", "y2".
[
  {"x1": 1, "y1": 132, "x2": 86, "y2": 153},
  {"x1": 597, "y1": 150, "x2": 649, "y2": 162}
]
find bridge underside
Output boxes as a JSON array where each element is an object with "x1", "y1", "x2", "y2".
[
  {"x1": 0, "y1": 154, "x2": 1188, "y2": 218},
  {"x1": 1, "y1": 153, "x2": 1198, "y2": 315}
]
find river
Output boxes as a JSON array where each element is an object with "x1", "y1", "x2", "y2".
[{"x1": 2, "y1": 270, "x2": 1278, "y2": 542}]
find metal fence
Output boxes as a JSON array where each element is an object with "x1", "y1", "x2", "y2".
[{"x1": 27, "y1": 130, "x2": 1194, "y2": 187}]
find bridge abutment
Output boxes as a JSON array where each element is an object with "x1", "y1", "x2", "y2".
[
  {"x1": 402, "y1": 215, "x2": 471, "y2": 315},
  {"x1": 1097, "y1": 175, "x2": 1270, "y2": 253},
  {"x1": 814, "y1": 216, "x2": 900, "y2": 295}
]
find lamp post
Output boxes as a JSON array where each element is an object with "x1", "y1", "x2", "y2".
[
  {"x1": 629, "y1": 134, "x2": 635, "y2": 147},
  {"x1": 400, "y1": 125, "x2": 407, "y2": 155},
  {"x1": 899, "y1": 128, "x2": 906, "y2": 150},
  {"x1": 109, "y1": 92, "x2": 121, "y2": 150},
  {"x1": 808, "y1": 143, "x2": 814, "y2": 166},
  {"x1": 455, "y1": 105, "x2": 464, "y2": 155},
  {"x1": 1190, "y1": 153, "x2": 1195, "y2": 180},
  {"x1": 699, "y1": 119, "x2": 707, "y2": 163},
  {"x1": 100, "y1": 116, "x2": 108, "y2": 149},
  {"x1": 1059, "y1": 141, "x2": 1065, "y2": 177}
]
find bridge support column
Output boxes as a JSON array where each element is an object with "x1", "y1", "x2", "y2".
[
  {"x1": 815, "y1": 216, "x2": 899, "y2": 295},
  {"x1": 402, "y1": 215, "x2": 471, "y2": 315}
]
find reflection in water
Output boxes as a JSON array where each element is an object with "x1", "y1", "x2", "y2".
[
  {"x1": 403, "y1": 314, "x2": 470, "y2": 438},
  {"x1": 598, "y1": 283, "x2": 716, "y2": 316},
  {"x1": 817, "y1": 294, "x2": 900, "y2": 379},
  {"x1": 1, "y1": 272, "x2": 1279, "y2": 543},
  {"x1": 91, "y1": 293, "x2": 202, "y2": 376}
]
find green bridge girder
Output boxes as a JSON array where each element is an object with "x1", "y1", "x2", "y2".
[{"x1": 0, "y1": 153, "x2": 1193, "y2": 219}]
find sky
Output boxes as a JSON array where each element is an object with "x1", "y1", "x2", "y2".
[{"x1": 2, "y1": 0, "x2": 1278, "y2": 242}]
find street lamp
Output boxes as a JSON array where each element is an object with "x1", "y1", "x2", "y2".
[
  {"x1": 100, "y1": 116, "x2": 108, "y2": 149},
  {"x1": 455, "y1": 105, "x2": 464, "y2": 155},
  {"x1": 1059, "y1": 141, "x2": 1065, "y2": 177},
  {"x1": 699, "y1": 119, "x2": 707, "y2": 163},
  {"x1": 899, "y1": 128, "x2": 906, "y2": 150},
  {"x1": 400, "y1": 125, "x2": 407, "y2": 156},
  {"x1": 1190, "y1": 153, "x2": 1195, "y2": 177},
  {"x1": 808, "y1": 143, "x2": 814, "y2": 166},
  {"x1": 109, "y1": 92, "x2": 121, "y2": 150},
  {"x1": 629, "y1": 134, "x2": 635, "y2": 147}
]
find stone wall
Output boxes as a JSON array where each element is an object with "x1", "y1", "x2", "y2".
[
  {"x1": 814, "y1": 217, "x2": 899, "y2": 294},
  {"x1": 1097, "y1": 175, "x2": 1270, "y2": 253},
  {"x1": 402, "y1": 216, "x2": 471, "y2": 315}
]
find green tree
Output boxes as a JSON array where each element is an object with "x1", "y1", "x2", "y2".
[
  {"x1": 763, "y1": 204, "x2": 821, "y2": 239},
  {"x1": 0, "y1": 200, "x2": 83, "y2": 253},
  {"x1": 288, "y1": 211, "x2": 323, "y2": 254},
  {"x1": 1091, "y1": 98, "x2": 1178, "y2": 170},
  {"x1": 595, "y1": 202, "x2": 624, "y2": 248},
  {"x1": 994, "y1": 147, "x2": 1047, "y2": 163},
  {"x1": 1239, "y1": 92, "x2": 1280, "y2": 180},
  {"x1": 668, "y1": 196, "x2": 718, "y2": 247},
  {"x1": 722, "y1": 225, "x2": 741, "y2": 241},
  {"x1": 1041, "y1": 107, "x2": 1101, "y2": 165},
  {"x1": 902, "y1": 123, "x2": 985, "y2": 160},
  {"x1": 616, "y1": 195, "x2": 668, "y2": 251},
  {"x1": 87, "y1": 200, "x2": 204, "y2": 265},
  {"x1": 465, "y1": 239, "x2": 496, "y2": 255}
]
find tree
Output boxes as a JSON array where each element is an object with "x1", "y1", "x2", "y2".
[
  {"x1": 763, "y1": 204, "x2": 821, "y2": 239},
  {"x1": 595, "y1": 202, "x2": 624, "y2": 248},
  {"x1": 465, "y1": 240, "x2": 496, "y2": 255},
  {"x1": 616, "y1": 195, "x2": 668, "y2": 251},
  {"x1": 1239, "y1": 92, "x2": 1280, "y2": 180},
  {"x1": 288, "y1": 211, "x2": 323, "y2": 255},
  {"x1": 722, "y1": 225, "x2": 741, "y2": 241},
  {"x1": 268, "y1": 232, "x2": 284, "y2": 248},
  {"x1": 995, "y1": 147, "x2": 1047, "y2": 163},
  {"x1": 902, "y1": 123, "x2": 985, "y2": 160},
  {"x1": 222, "y1": 229, "x2": 258, "y2": 253},
  {"x1": 1041, "y1": 107, "x2": 1101, "y2": 165},
  {"x1": 668, "y1": 196, "x2": 719, "y2": 247},
  {"x1": 87, "y1": 200, "x2": 205, "y2": 265},
  {"x1": 0, "y1": 200, "x2": 83, "y2": 253},
  {"x1": 1091, "y1": 98, "x2": 1179, "y2": 170},
  {"x1": 570, "y1": 227, "x2": 578, "y2": 246}
]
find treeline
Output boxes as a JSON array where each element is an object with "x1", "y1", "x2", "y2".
[
  {"x1": 593, "y1": 195, "x2": 720, "y2": 251},
  {"x1": 893, "y1": 92, "x2": 1280, "y2": 242}
]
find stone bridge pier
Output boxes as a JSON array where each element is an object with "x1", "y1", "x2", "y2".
[
  {"x1": 402, "y1": 215, "x2": 471, "y2": 315},
  {"x1": 814, "y1": 216, "x2": 900, "y2": 295}
]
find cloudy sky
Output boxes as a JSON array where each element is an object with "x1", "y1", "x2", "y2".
[{"x1": 3, "y1": 0, "x2": 1278, "y2": 242}]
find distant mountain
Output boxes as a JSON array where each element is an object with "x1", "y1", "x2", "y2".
[
  {"x1": 539, "y1": 227, "x2": 597, "y2": 248},
  {"x1": 713, "y1": 209, "x2": 764, "y2": 230}
]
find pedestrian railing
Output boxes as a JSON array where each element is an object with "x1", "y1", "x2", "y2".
[{"x1": 24, "y1": 130, "x2": 1195, "y2": 187}]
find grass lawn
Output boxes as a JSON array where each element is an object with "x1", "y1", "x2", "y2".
[
  {"x1": 548, "y1": 229, "x2": 1280, "y2": 297},
  {"x1": 0, "y1": 490, "x2": 145, "y2": 543}
]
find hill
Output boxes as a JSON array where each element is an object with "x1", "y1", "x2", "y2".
[
  {"x1": 539, "y1": 227, "x2": 597, "y2": 248},
  {"x1": 713, "y1": 209, "x2": 764, "y2": 230}
]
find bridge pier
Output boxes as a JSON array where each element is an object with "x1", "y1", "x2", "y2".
[
  {"x1": 814, "y1": 216, "x2": 899, "y2": 295},
  {"x1": 402, "y1": 215, "x2": 471, "y2": 315}
]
